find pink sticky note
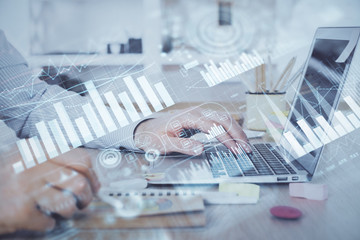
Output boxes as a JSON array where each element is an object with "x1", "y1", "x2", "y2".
[{"x1": 289, "y1": 183, "x2": 328, "y2": 201}]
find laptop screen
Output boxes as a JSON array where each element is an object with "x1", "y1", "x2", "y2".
[{"x1": 279, "y1": 36, "x2": 356, "y2": 175}]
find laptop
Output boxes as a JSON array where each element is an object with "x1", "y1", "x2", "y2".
[{"x1": 148, "y1": 27, "x2": 360, "y2": 184}]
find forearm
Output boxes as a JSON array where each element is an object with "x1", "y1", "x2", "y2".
[
  {"x1": 8, "y1": 81, "x2": 142, "y2": 150},
  {"x1": 0, "y1": 30, "x2": 139, "y2": 150}
]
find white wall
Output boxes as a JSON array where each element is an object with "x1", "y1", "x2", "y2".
[
  {"x1": 1, "y1": 0, "x2": 359, "y2": 60},
  {"x1": 0, "y1": 0, "x2": 30, "y2": 56}
]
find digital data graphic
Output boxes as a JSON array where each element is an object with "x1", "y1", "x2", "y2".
[
  {"x1": 2, "y1": 1, "x2": 360, "y2": 238},
  {"x1": 11, "y1": 64, "x2": 176, "y2": 173},
  {"x1": 200, "y1": 52, "x2": 264, "y2": 87}
]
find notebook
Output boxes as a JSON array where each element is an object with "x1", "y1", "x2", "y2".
[
  {"x1": 72, "y1": 190, "x2": 206, "y2": 229},
  {"x1": 100, "y1": 184, "x2": 260, "y2": 205},
  {"x1": 99, "y1": 189, "x2": 205, "y2": 216}
]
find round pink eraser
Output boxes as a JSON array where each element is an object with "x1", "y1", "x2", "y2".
[{"x1": 270, "y1": 206, "x2": 302, "y2": 219}]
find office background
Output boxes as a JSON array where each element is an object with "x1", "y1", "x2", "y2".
[
  {"x1": 1, "y1": 1, "x2": 360, "y2": 239},
  {"x1": 0, "y1": 0, "x2": 360, "y2": 163}
]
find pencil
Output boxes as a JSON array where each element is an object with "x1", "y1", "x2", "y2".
[
  {"x1": 278, "y1": 65, "x2": 294, "y2": 91},
  {"x1": 280, "y1": 64, "x2": 304, "y2": 92},
  {"x1": 255, "y1": 64, "x2": 266, "y2": 92},
  {"x1": 261, "y1": 64, "x2": 266, "y2": 91},
  {"x1": 255, "y1": 66, "x2": 259, "y2": 92},
  {"x1": 271, "y1": 57, "x2": 296, "y2": 92}
]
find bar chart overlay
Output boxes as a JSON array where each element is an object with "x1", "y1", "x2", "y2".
[
  {"x1": 280, "y1": 96, "x2": 360, "y2": 159},
  {"x1": 206, "y1": 124, "x2": 226, "y2": 140},
  {"x1": 13, "y1": 74, "x2": 175, "y2": 173},
  {"x1": 200, "y1": 51, "x2": 264, "y2": 87}
]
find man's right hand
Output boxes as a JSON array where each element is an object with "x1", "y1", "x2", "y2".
[{"x1": 0, "y1": 148, "x2": 100, "y2": 234}]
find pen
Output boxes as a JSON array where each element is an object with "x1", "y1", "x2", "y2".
[
  {"x1": 280, "y1": 64, "x2": 304, "y2": 92},
  {"x1": 277, "y1": 62, "x2": 295, "y2": 91},
  {"x1": 271, "y1": 57, "x2": 296, "y2": 92},
  {"x1": 261, "y1": 63, "x2": 266, "y2": 91}
]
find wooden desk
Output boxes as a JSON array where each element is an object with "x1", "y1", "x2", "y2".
[
  {"x1": 4, "y1": 107, "x2": 360, "y2": 240},
  {"x1": 7, "y1": 130, "x2": 353, "y2": 240}
]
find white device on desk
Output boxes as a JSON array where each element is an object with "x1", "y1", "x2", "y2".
[
  {"x1": 148, "y1": 27, "x2": 360, "y2": 184},
  {"x1": 99, "y1": 189, "x2": 258, "y2": 205}
]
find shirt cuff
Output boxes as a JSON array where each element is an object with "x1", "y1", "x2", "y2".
[{"x1": 83, "y1": 118, "x2": 151, "y2": 151}]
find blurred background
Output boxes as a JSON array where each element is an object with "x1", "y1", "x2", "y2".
[
  {"x1": 1, "y1": 0, "x2": 359, "y2": 63},
  {"x1": 0, "y1": 0, "x2": 359, "y2": 144}
]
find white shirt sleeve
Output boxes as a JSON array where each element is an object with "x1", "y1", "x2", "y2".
[{"x1": 0, "y1": 29, "x2": 142, "y2": 150}]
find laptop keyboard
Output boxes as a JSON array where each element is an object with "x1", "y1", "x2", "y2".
[
  {"x1": 205, "y1": 143, "x2": 296, "y2": 178},
  {"x1": 254, "y1": 144, "x2": 297, "y2": 174}
]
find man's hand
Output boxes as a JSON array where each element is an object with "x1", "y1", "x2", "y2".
[
  {"x1": 134, "y1": 107, "x2": 250, "y2": 156},
  {"x1": 0, "y1": 148, "x2": 100, "y2": 234}
]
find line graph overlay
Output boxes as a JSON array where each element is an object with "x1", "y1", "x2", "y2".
[{"x1": 12, "y1": 63, "x2": 178, "y2": 173}]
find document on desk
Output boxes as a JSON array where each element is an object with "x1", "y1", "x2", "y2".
[
  {"x1": 72, "y1": 193, "x2": 206, "y2": 229},
  {"x1": 99, "y1": 187, "x2": 260, "y2": 205},
  {"x1": 99, "y1": 189, "x2": 205, "y2": 216}
]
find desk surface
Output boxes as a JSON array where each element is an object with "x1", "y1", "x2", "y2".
[
  {"x1": 8, "y1": 130, "x2": 355, "y2": 240},
  {"x1": 4, "y1": 114, "x2": 360, "y2": 240}
]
